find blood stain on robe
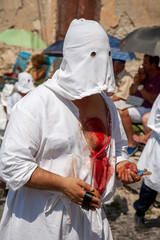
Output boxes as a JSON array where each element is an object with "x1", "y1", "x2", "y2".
[{"x1": 83, "y1": 117, "x2": 111, "y2": 195}]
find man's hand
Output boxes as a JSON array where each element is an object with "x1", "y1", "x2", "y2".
[
  {"x1": 116, "y1": 160, "x2": 141, "y2": 184},
  {"x1": 26, "y1": 167, "x2": 100, "y2": 211},
  {"x1": 60, "y1": 177, "x2": 101, "y2": 211}
]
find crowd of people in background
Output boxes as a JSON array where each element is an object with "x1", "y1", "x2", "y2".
[
  {"x1": 111, "y1": 54, "x2": 160, "y2": 157},
  {"x1": 17, "y1": 54, "x2": 46, "y2": 85},
  {"x1": 0, "y1": 54, "x2": 46, "y2": 133},
  {"x1": 110, "y1": 54, "x2": 160, "y2": 228},
  {"x1": 111, "y1": 59, "x2": 133, "y2": 102}
]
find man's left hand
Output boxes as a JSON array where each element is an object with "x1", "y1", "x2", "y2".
[{"x1": 116, "y1": 160, "x2": 141, "y2": 184}]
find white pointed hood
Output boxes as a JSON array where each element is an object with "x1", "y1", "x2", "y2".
[{"x1": 45, "y1": 18, "x2": 115, "y2": 100}]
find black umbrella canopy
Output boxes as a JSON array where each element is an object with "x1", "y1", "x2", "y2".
[
  {"x1": 43, "y1": 39, "x2": 63, "y2": 57},
  {"x1": 119, "y1": 26, "x2": 160, "y2": 56}
]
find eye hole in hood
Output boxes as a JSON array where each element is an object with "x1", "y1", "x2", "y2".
[{"x1": 90, "y1": 52, "x2": 96, "y2": 57}]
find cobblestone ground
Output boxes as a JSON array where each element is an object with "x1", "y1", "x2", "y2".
[
  {"x1": 106, "y1": 151, "x2": 160, "y2": 240},
  {"x1": 105, "y1": 186, "x2": 160, "y2": 240},
  {"x1": 109, "y1": 212, "x2": 160, "y2": 240},
  {"x1": 0, "y1": 151, "x2": 160, "y2": 239}
]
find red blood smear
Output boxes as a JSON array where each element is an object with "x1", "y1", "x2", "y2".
[
  {"x1": 84, "y1": 118, "x2": 111, "y2": 195},
  {"x1": 119, "y1": 162, "x2": 135, "y2": 174},
  {"x1": 106, "y1": 163, "x2": 114, "y2": 184},
  {"x1": 85, "y1": 118, "x2": 106, "y2": 133},
  {"x1": 85, "y1": 118, "x2": 106, "y2": 152},
  {"x1": 124, "y1": 162, "x2": 133, "y2": 170}
]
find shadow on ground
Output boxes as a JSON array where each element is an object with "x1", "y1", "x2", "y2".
[
  {"x1": 104, "y1": 195, "x2": 129, "y2": 221},
  {"x1": 145, "y1": 216, "x2": 160, "y2": 229}
]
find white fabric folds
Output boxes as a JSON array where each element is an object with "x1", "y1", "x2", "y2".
[
  {"x1": 138, "y1": 94, "x2": 160, "y2": 192},
  {"x1": 48, "y1": 19, "x2": 115, "y2": 100}
]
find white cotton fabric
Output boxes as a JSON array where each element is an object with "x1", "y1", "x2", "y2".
[
  {"x1": 1, "y1": 84, "x2": 15, "y2": 107},
  {"x1": 0, "y1": 84, "x2": 15, "y2": 130},
  {"x1": 0, "y1": 19, "x2": 128, "y2": 240},
  {"x1": 51, "y1": 19, "x2": 115, "y2": 100},
  {"x1": 15, "y1": 72, "x2": 34, "y2": 94},
  {"x1": 0, "y1": 104, "x2": 7, "y2": 130},
  {"x1": 137, "y1": 94, "x2": 160, "y2": 192},
  {"x1": 0, "y1": 86, "x2": 128, "y2": 240},
  {"x1": 128, "y1": 106, "x2": 151, "y2": 123},
  {"x1": 7, "y1": 92, "x2": 22, "y2": 119}
]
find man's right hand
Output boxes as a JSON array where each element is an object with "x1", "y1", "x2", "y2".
[
  {"x1": 26, "y1": 168, "x2": 101, "y2": 211},
  {"x1": 60, "y1": 177, "x2": 101, "y2": 211}
]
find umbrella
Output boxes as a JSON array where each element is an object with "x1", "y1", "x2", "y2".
[
  {"x1": 0, "y1": 29, "x2": 47, "y2": 49},
  {"x1": 108, "y1": 34, "x2": 136, "y2": 61},
  {"x1": 108, "y1": 34, "x2": 121, "y2": 48},
  {"x1": 43, "y1": 40, "x2": 64, "y2": 57},
  {"x1": 43, "y1": 35, "x2": 135, "y2": 61},
  {"x1": 119, "y1": 26, "x2": 160, "y2": 56}
]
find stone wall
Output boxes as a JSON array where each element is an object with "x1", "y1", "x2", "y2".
[
  {"x1": 100, "y1": 0, "x2": 160, "y2": 38},
  {"x1": 100, "y1": 0, "x2": 160, "y2": 75},
  {"x1": 0, "y1": 0, "x2": 57, "y2": 75}
]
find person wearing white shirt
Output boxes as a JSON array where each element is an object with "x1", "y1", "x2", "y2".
[
  {"x1": 111, "y1": 59, "x2": 133, "y2": 102},
  {"x1": 133, "y1": 93, "x2": 160, "y2": 228},
  {"x1": 7, "y1": 72, "x2": 34, "y2": 119}
]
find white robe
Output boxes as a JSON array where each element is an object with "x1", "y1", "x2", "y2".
[
  {"x1": 0, "y1": 83, "x2": 128, "y2": 240},
  {"x1": 138, "y1": 94, "x2": 160, "y2": 192},
  {"x1": 7, "y1": 92, "x2": 22, "y2": 119},
  {"x1": 0, "y1": 19, "x2": 128, "y2": 240}
]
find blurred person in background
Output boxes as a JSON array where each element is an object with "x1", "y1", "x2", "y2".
[
  {"x1": 28, "y1": 54, "x2": 46, "y2": 85},
  {"x1": 133, "y1": 94, "x2": 160, "y2": 228},
  {"x1": 0, "y1": 72, "x2": 34, "y2": 196},
  {"x1": 132, "y1": 111, "x2": 152, "y2": 147},
  {"x1": 0, "y1": 83, "x2": 14, "y2": 131},
  {"x1": 7, "y1": 72, "x2": 34, "y2": 118},
  {"x1": 17, "y1": 54, "x2": 46, "y2": 85},
  {"x1": 119, "y1": 55, "x2": 160, "y2": 156},
  {"x1": 111, "y1": 59, "x2": 133, "y2": 102}
]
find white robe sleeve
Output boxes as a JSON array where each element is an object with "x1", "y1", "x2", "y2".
[
  {"x1": 147, "y1": 94, "x2": 160, "y2": 136},
  {"x1": 0, "y1": 104, "x2": 40, "y2": 191},
  {"x1": 108, "y1": 95, "x2": 129, "y2": 164},
  {"x1": 102, "y1": 93, "x2": 129, "y2": 164},
  {"x1": 6, "y1": 95, "x2": 14, "y2": 119},
  {"x1": 114, "y1": 112, "x2": 129, "y2": 163}
]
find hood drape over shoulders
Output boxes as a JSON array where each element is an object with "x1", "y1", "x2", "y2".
[{"x1": 45, "y1": 18, "x2": 115, "y2": 100}]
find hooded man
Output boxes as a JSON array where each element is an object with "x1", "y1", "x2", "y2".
[
  {"x1": 0, "y1": 19, "x2": 140, "y2": 240},
  {"x1": 7, "y1": 72, "x2": 34, "y2": 118}
]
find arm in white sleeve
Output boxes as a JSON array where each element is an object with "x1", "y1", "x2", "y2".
[
  {"x1": 148, "y1": 94, "x2": 160, "y2": 136},
  {"x1": 111, "y1": 103, "x2": 129, "y2": 164},
  {"x1": 102, "y1": 93, "x2": 129, "y2": 164},
  {"x1": 6, "y1": 95, "x2": 13, "y2": 119},
  {"x1": 0, "y1": 105, "x2": 40, "y2": 191}
]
